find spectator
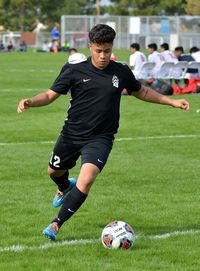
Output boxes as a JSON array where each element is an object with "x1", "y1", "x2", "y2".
[
  {"x1": 0, "y1": 40, "x2": 5, "y2": 52},
  {"x1": 42, "y1": 40, "x2": 49, "y2": 52},
  {"x1": 7, "y1": 40, "x2": 15, "y2": 52},
  {"x1": 147, "y1": 43, "x2": 165, "y2": 77},
  {"x1": 160, "y1": 42, "x2": 177, "y2": 63},
  {"x1": 37, "y1": 40, "x2": 49, "y2": 52},
  {"x1": 61, "y1": 40, "x2": 70, "y2": 52},
  {"x1": 129, "y1": 43, "x2": 146, "y2": 79},
  {"x1": 49, "y1": 39, "x2": 60, "y2": 54},
  {"x1": 51, "y1": 23, "x2": 60, "y2": 41},
  {"x1": 19, "y1": 40, "x2": 27, "y2": 52}
]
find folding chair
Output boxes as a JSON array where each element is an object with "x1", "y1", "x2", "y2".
[
  {"x1": 187, "y1": 61, "x2": 200, "y2": 78},
  {"x1": 137, "y1": 62, "x2": 156, "y2": 80},
  {"x1": 155, "y1": 62, "x2": 175, "y2": 79},
  {"x1": 170, "y1": 61, "x2": 188, "y2": 80}
]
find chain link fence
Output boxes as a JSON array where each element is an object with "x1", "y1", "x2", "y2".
[
  {"x1": 61, "y1": 15, "x2": 200, "y2": 50},
  {"x1": 1, "y1": 15, "x2": 200, "y2": 50}
]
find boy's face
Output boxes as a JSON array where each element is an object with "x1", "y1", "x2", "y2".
[
  {"x1": 130, "y1": 47, "x2": 136, "y2": 54},
  {"x1": 89, "y1": 42, "x2": 113, "y2": 70},
  {"x1": 174, "y1": 50, "x2": 181, "y2": 58},
  {"x1": 147, "y1": 47, "x2": 154, "y2": 54}
]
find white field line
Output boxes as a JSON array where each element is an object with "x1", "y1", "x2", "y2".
[
  {"x1": 0, "y1": 141, "x2": 54, "y2": 146},
  {"x1": 0, "y1": 238, "x2": 97, "y2": 253},
  {"x1": 0, "y1": 88, "x2": 41, "y2": 92},
  {"x1": 147, "y1": 229, "x2": 200, "y2": 239},
  {"x1": 116, "y1": 134, "x2": 200, "y2": 141},
  {"x1": 4, "y1": 69, "x2": 56, "y2": 73},
  {"x1": 0, "y1": 134, "x2": 200, "y2": 146},
  {"x1": 1, "y1": 229, "x2": 200, "y2": 253}
]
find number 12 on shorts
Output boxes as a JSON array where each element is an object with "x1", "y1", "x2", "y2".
[{"x1": 49, "y1": 152, "x2": 61, "y2": 168}]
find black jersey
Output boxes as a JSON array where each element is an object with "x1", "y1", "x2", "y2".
[{"x1": 50, "y1": 58, "x2": 141, "y2": 142}]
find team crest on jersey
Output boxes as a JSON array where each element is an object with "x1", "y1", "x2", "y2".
[{"x1": 112, "y1": 75, "x2": 119, "y2": 88}]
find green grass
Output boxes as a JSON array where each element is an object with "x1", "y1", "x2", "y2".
[{"x1": 0, "y1": 51, "x2": 200, "y2": 271}]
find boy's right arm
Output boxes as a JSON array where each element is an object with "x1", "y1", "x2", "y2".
[{"x1": 17, "y1": 89, "x2": 60, "y2": 113}]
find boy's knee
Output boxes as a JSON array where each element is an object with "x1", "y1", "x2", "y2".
[{"x1": 47, "y1": 166, "x2": 66, "y2": 177}]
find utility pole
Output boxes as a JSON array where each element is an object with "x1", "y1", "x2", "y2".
[{"x1": 96, "y1": 0, "x2": 101, "y2": 16}]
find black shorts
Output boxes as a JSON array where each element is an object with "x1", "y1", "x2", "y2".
[{"x1": 49, "y1": 135, "x2": 113, "y2": 171}]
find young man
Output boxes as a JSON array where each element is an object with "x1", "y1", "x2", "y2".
[
  {"x1": 147, "y1": 43, "x2": 165, "y2": 77},
  {"x1": 17, "y1": 24, "x2": 189, "y2": 241},
  {"x1": 160, "y1": 42, "x2": 177, "y2": 63},
  {"x1": 190, "y1": 46, "x2": 200, "y2": 62},
  {"x1": 174, "y1": 46, "x2": 198, "y2": 77},
  {"x1": 68, "y1": 48, "x2": 87, "y2": 64},
  {"x1": 129, "y1": 43, "x2": 147, "y2": 79}
]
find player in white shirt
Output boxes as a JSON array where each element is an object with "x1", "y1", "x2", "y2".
[
  {"x1": 147, "y1": 43, "x2": 165, "y2": 77},
  {"x1": 190, "y1": 46, "x2": 200, "y2": 62},
  {"x1": 160, "y1": 43, "x2": 178, "y2": 63},
  {"x1": 68, "y1": 48, "x2": 87, "y2": 64},
  {"x1": 129, "y1": 43, "x2": 147, "y2": 79}
]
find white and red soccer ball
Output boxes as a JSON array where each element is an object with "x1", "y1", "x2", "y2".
[{"x1": 101, "y1": 220, "x2": 136, "y2": 250}]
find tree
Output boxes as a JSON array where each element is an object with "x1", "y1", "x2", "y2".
[
  {"x1": 185, "y1": 0, "x2": 200, "y2": 15},
  {"x1": 0, "y1": 0, "x2": 96, "y2": 31},
  {"x1": 0, "y1": 0, "x2": 198, "y2": 32},
  {"x1": 57, "y1": 0, "x2": 94, "y2": 16},
  {"x1": 107, "y1": 0, "x2": 187, "y2": 15},
  {"x1": 0, "y1": 0, "x2": 41, "y2": 31},
  {"x1": 0, "y1": 0, "x2": 66, "y2": 31}
]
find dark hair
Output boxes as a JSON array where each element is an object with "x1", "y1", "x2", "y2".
[
  {"x1": 148, "y1": 43, "x2": 157, "y2": 51},
  {"x1": 130, "y1": 43, "x2": 140, "y2": 50},
  {"x1": 89, "y1": 24, "x2": 116, "y2": 44},
  {"x1": 189, "y1": 46, "x2": 199, "y2": 53},
  {"x1": 68, "y1": 48, "x2": 77, "y2": 54},
  {"x1": 160, "y1": 42, "x2": 169, "y2": 50},
  {"x1": 175, "y1": 46, "x2": 184, "y2": 53}
]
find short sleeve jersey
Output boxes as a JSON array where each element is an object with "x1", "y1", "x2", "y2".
[
  {"x1": 148, "y1": 51, "x2": 165, "y2": 75},
  {"x1": 50, "y1": 58, "x2": 141, "y2": 141},
  {"x1": 129, "y1": 51, "x2": 147, "y2": 78},
  {"x1": 161, "y1": 50, "x2": 178, "y2": 63}
]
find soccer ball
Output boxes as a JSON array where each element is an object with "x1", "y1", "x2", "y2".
[{"x1": 101, "y1": 220, "x2": 136, "y2": 250}]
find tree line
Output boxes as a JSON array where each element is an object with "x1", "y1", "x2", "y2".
[{"x1": 0, "y1": 0, "x2": 199, "y2": 31}]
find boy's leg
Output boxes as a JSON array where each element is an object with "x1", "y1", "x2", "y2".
[
  {"x1": 55, "y1": 163, "x2": 100, "y2": 225},
  {"x1": 47, "y1": 135, "x2": 80, "y2": 207},
  {"x1": 43, "y1": 163, "x2": 99, "y2": 240},
  {"x1": 48, "y1": 167, "x2": 70, "y2": 191},
  {"x1": 43, "y1": 140, "x2": 112, "y2": 240},
  {"x1": 48, "y1": 167, "x2": 77, "y2": 208}
]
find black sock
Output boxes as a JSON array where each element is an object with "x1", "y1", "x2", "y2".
[
  {"x1": 52, "y1": 186, "x2": 87, "y2": 227},
  {"x1": 50, "y1": 171, "x2": 70, "y2": 192}
]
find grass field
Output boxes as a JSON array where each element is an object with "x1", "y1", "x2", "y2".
[{"x1": 0, "y1": 51, "x2": 200, "y2": 271}]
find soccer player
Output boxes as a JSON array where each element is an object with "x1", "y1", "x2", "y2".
[
  {"x1": 147, "y1": 43, "x2": 165, "y2": 77},
  {"x1": 68, "y1": 48, "x2": 87, "y2": 64},
  {"x1": 160, "y1": 43, "x2": 178, "y2": 63},
  {"x1": 17, "y1": 24, "x2": 189, "y2": 241},
  {"x1": 174, "y1": 46, "x2": 198, "y2": 78},
  {"x1": 190, "y1": 46, "x2": 200, "y2": 62},
  {"x1": 129, "y1": 43, "x2": 147, "y2": 79}
]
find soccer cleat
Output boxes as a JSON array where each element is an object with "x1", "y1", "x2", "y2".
[
  {"x1": 43, "y1": 222, "x2": 59, "y2": 241},
  {"x1": 52, "y1": 178, "x2": 76, "y2": 208}
]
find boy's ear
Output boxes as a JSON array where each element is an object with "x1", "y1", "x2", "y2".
[{"x1": 88, "y1": 43, "x2": 92, "y2": 51}]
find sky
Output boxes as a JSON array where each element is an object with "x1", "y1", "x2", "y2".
[{"x1": 100, "y1": 0, "x2": 113, "y2": 6}]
